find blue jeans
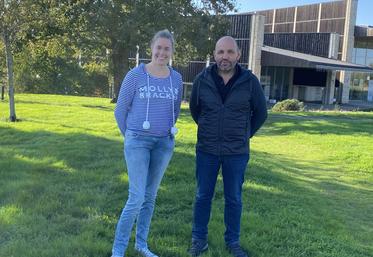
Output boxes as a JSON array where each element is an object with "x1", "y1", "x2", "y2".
[
  {"x1": 112, "y1": 130, "x2": 174, "y2": 257},
  {"x1": 192, "y1": 150, "x2": 249, "y2": 245}
]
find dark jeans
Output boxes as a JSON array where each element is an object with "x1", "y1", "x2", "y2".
[{"x1": 192, "y1": 150, "x2": 249, "y2": 245}]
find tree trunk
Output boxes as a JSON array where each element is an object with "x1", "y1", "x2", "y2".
[
  {"x1": 1, "y1": 85, "x2": 4, "y2": 100},
  {"x1": 3, "y1": 28, "x2": 16, "y2": 122},
  {"x1": 111, "y1": 41, "x2": 129, "y2": 103}
]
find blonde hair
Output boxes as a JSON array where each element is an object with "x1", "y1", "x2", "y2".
[{"x1": 151, "y1": 29, "x2": 175, "y2": 52}]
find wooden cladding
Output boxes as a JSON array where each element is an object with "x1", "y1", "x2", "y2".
[
  {"x1": 257, "y1": 10, "x2": 273, "y2": 25},
  {"x1": 320, "y1": 1, "x2": 346, "y2": 19},
  {"x1": 226, "y1": 14, "x2": 252, "y2": 63},
  {"x1": 227, "y1": 14, "x2": 251, "y2": 39},
  {"x1": 319, "y1": 19, "x2": 345, "y2": 34},
  {"x1": 236, "y1": 39, "x2": 250, "y2": 63},
  {"x1": 296, "y1": 21, "x2": 318, "y2": 33},
  {"x1": 264, "y1": 33, "x2": 331, "y2": 57},
  {"x1": 264, "y1": 25, "x2": 272, "y2": 33},
  {"x1": 275, "y1": 23, "x2": 295, "y2": 33},
  {"x1": 296, "y1": 4, "x2": 319, "y2": 21},
  {"x1": 257, "y1": 0, "x2": 347, "y2": 34},
  {"x1": 275, "y1": 8, "x2": 295, "y2": 23}
]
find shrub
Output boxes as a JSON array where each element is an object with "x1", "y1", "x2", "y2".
[
  {"x1": 272, "y1": 99, "x2": 304, "y2": 112},
  {"x1": 362, "y1": 107, "x2": 373, "y2": 112}
]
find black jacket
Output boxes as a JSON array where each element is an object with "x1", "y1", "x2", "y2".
[{"x1": 189, "y1": 65, "x2": 268, "y2": 155}]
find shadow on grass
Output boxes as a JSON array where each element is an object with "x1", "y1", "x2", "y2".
[
  {"x1": 263, "y1": 112, "x2": 373, "y2": 136},
  {"x1": 0, "y1": 126, "x2": 372, "y2": 257},
  {"x1": 179, "y1": 108, "x2": 373, "y2": 137},
  {"x1": 0, "y1": 128, "x2": 130, "y2": 231},
  {"x1": 241, "y1": 149, "x2": 373, "y2": 257},
  {"x1": 156, "y1": 141, "x2": 373, "y2": 257},
  {"x1": 0, "y1": 126, "x2": 194, "y2": 256},
  {"x1": 81, "y1": 104, "x2": 113, "y2": 111},
  {"x1": 15, "y1": 100, "x2": 78, "y2": 106},
  {"x1": 13, "y1": 100, "x2": 114, "y2": 112}
]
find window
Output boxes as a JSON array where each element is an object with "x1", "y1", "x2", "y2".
[
  {"x1": 355, "y1": 56, "x2": 366, "y2": 65},
  {"x1": 355, "y1": 48, "x2": 367, "y2": 57},
  {"x1": 367, "y1": 49, "x2": 373, "y2": 58}
]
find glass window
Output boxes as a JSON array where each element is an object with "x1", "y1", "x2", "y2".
[
  {"x1": 281, "y1": 68, "x2": 290, "y2": 100},
  {"x1": 274, "y1": 68, "x2": 283, "y2": 100},
  {"x1": 366, "y1": 57, "x2": 373, "y2": 67},
  {"x1": 355, "y1": 48, "x2": 367, "y2": 57},
  {"x1": 268, "y1": 67, "x2": 276, "y2": 99},
  {"x1": 355, "y1": 56, "x2": 366, "y2": 65},
  {"x1": 359, "y1": 79, "x2": 365, "y2": 87},
  {"x1": 355, "y1": 41, "x2": 367, "y2": 48},
  {"x1": 367, "y1": 49, "x2": 373, "y2": 58},
  {"x1": 352, "y1": 48, "x2": 357, "y2": 62}
]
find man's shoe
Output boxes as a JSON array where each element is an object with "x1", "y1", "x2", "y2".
[
  {"x1": 187, "y1": 239, "x2": 208, "y2": 256},
  {"x1": 134, "y1": 246, "x2": 159, "y2": 257},
  {"x1": 226, "y1": 243, "x2": 249, "y2": 257}
]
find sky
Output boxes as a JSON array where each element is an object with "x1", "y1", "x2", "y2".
[{"x1": 235, "y1": 0, "x2": 372, "y2": 26}]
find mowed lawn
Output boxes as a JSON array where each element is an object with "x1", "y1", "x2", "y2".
[{"x1": 0, "y1": 94, "x2": 372, "y2": 257}]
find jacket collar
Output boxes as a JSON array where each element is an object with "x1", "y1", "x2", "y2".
[{"x1": 202, "y1": 64, "x2": 253, "y2": 86}]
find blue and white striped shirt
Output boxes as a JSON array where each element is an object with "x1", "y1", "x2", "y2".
[{"x1": 114, "y1": 63, "x2": 183, "y2": 137}]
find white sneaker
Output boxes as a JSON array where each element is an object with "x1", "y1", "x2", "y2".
[{"x1": 135, "y1": 246, "x2": 159, "y2": 257}]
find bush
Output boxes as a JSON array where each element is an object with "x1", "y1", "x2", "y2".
[{"x1": 272, "y1": 99, "x2": 304, "y2": 112}]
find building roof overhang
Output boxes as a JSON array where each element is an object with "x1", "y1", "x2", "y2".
[{"x1": 261, "y1": 46, "x2": 373, "y2": 73}]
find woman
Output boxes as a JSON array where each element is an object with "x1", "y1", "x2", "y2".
[{"x1": 112, "y1": 29, "x2": 183, "y2": 257}]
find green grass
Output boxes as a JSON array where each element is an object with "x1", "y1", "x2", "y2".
[{"x1": 1, "y1": 94, "x2": 372, "y2": 257}]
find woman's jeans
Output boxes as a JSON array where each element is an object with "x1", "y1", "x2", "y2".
[
  {"x1": 112, "y1": 130, "x2": 174, "y2": 257},
  {"x1": 192, "y1": 150, "x2": 249, "y2": 246}
]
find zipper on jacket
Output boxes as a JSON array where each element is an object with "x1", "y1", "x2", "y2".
[{"x1": 218, "y1": 104, "x2": 225, "y2": 155}]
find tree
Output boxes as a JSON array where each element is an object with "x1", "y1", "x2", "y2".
[
  {"x1": 0, "y1": 0, "x2": 45, "y2": 121},
  {"x1": 66, "y1": 0, "x2": 236, "y2": 101},
  {"x1": 0, "y1": 41, "x2": 5, "y2": 100},
  {"x1": 0, "y1": 0, "x2": 19, "y2": 121}
]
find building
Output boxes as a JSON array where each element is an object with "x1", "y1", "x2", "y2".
[
  {"x1": 351, "y1": 25, "x2": 373, "y2": 101},
  {"x1": 178, "y1": 0, "x2": 373, "y2": 104},
  {"x1": 254, "y1": 0, "x2": 373, "y2": 104}
]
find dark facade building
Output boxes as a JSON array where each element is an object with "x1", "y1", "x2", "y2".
[
  {"x1": 187, "y1": 0, "x2": 373, "y2": 104},
  {"x1": 251, "y1": 0, "x2": 373, "y2": 104},
  {"x1": 351, "y1": 25, "x2": 373, "y2": 101}
]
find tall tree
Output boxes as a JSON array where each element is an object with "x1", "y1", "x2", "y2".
[
  {"x1": 0, "y1": 1, "x2": 66, "y2": 120},
  {"x1": 0, "y1": 0, "x2": 47, "y2": 121},
  {"x1": 66, "y1": 0, "x2": 236, "y2": 101},
  {"x1": 0, "y1": 0, "x2": 20, "y2": 121},
  {"x1": 0, "y1": 40, "x2": 6, "y2": 100}
]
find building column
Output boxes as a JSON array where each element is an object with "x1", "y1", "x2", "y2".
[
  {"x1": 293, "y1": 7, "x2": 297, "y2": 33},
  {"x1": 339, "y1": 0, "x2": 358, "y2": 103},
  {"x1": 339, "y1": 72, "x2": 352, "y2": 103},
  {"x1": 368, "y1": 80, "x2": 373, "y2": 102},
  {"x1": 249, "y1": 14, "x2": 265, "y2": 80},
  {"x1": 328, "y1": 33, "x2": 340, "y2": 59},
  {"x1": 323, "y1": 71, "x2": 336, "y2": 105}
]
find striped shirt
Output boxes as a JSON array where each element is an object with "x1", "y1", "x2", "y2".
[{"x1": 114, "y1": 63, "x2": 183, "y2": 137}]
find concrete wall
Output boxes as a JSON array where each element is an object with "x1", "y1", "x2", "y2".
[
  {"x1": 248, "y1": 14, "x2": 265, "y2": 79},
  {"x1": 339, "y1": 0, "x2": 358, "y2": 103}
]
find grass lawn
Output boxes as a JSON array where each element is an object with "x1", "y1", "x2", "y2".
[{"x1": 1, "y1": 94, "x2": 372, "y2": 257}]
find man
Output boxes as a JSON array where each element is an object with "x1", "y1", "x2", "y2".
[{"x1": 188, "y1": 36, "x2": 267, "y2": 257}]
